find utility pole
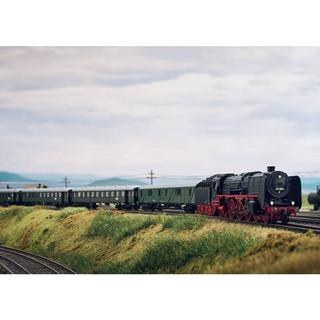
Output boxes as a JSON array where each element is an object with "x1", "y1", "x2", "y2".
[
  {"x1": 146, "y1": 170, "x2": 157, "y2": 185},
  {"x1": 62, "y1": 176, "x2": 71, "y2": 188}
]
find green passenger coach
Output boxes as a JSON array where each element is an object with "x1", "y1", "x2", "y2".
[{"x1": 137, "y1": 185, "x2": 196, "y2": 212}]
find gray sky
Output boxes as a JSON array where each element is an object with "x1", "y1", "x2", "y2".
[{"x1": 0, "y1": 47, "x2": 319, "y2": 176}]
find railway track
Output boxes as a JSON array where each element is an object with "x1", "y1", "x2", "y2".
[
  {"x1": 0, "y1": 246, "x2": 76, "y2": 274},
  {"x1": 123, "y1": 208, "x2": 320, "y2": 235}
]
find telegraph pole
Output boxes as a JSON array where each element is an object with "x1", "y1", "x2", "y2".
[
  {"x1": 61, "y1": 176, "x2": 71, "y2": 188},
  {"x1": 146, "y1": 170, "x2": 157, "y2": 185}
]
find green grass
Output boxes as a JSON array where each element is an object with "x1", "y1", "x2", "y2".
[
  {"x1": 129, "y1": 231, "x2": 258, "y2": 273},
  {"x1": 0, "y1": 206, "x2": 34, "y2": 221},
  {"x1": 56, "y1": 207, "x2": 88, "y2": 221},
  {"x1": 86, "y1": 210, "x2": 160, "y2": 242},
  {"x1": 162, "y1": 215, "x2": 206, "y2": 231}
]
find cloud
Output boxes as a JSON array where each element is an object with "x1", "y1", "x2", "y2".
[{"x1": 0, "y1": 47, "x2": 319, "y2": 176}]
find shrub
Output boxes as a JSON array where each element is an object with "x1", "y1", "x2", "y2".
[
  {"x1": 56, "y1": 207, "x2": 88, "y2": 221},
  {"x1": 131, "y1": 230, "x2": 257, "y2": 273},
  {"x1": 162, "y1": 215, "x2": 205, "y2": 231},
  {"x1": 86, "y1": 211, "x2": 159, "y2": 242},
  {"x1": 0, "y1": 206, "x2": 34, "y2": 221},
  {"x1": 56, "y1": 254, "x2": 98, "y2": 274}
]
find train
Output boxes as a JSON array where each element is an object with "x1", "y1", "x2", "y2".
[
  {"x1": 0, "y1": 166, "x2": 301, "y2": 224},
  {"x1": 308, "y1": 186, "x2": 320, "y2": 211}
]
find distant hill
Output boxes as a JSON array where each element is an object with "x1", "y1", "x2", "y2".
[
  {"x1": 0, "y1": 171, "x2": 32, "y2": 182},
  {"x1": 89, "y1": 177, "x2": 146, "y2": 186}
]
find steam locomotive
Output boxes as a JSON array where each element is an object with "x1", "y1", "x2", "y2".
[
  {"x1": 0, "y1": 166, "x2": 301, "y2": 224},
  {"x1": 195, "y1": 166, "x2": 301, "y2": 224}
]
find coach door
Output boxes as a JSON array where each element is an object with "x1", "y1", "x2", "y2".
[
  {"x1": 68, "y1": 190, "x2": 72, "y2": 205},
  {"x1": 61, "y1": 192, "x2": 65, "y2": 205}
]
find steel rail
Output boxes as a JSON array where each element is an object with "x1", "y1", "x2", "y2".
[
  {"x1": 0, "y1": 254, "x2": 31, "y2": 274},
  {"x1": 0, "y1": 261, "x2": 14, "y2": 274},
  {"x1": 0, "y1": 246, "x2": 75, "y2": 274}
]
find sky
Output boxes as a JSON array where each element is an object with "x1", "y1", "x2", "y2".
[{"x1": 0, "y1": 47, "x2": 320, "y2": 177}]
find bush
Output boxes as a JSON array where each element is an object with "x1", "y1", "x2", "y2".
[
  {"x1": 86, "y1": 211, "x2": 159, "y2": 242},
  {"x1": 131, "y1": 231, "x2": 257, "y2": 273},
  {"x1": 0, "y1": 206, "x2": 34, "y2": 221},
  {"x1": 56, "y1": 207, "x2": 88, "y2": 221},
  {"x1": 57, "y1": 254, "x2": 98, "y2": 274},
  {"x1": 162, "y1": 215, "x2": 205, "y2": 231}
]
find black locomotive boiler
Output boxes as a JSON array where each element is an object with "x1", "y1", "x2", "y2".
[{"x1": 196, "y1": 166, "x2": 301, "y2": 223}]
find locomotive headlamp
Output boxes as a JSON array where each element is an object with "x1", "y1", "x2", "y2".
[
  {"x1": 270, "y1": 201, "x2": 274, "y2": 206},
  {"x1": 291, "y1": 201, "x2": 295, "y2": 206}
]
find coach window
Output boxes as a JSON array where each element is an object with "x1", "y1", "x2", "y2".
[
  {"x1": 189, "y1": 189, "x2": 192, "y2": 196},
  {"x1": 110, "y1": 191, "x2": 114, "y2": 197},
  {"x1": 158, "y1": 190, "x2": 161, "y2": 196},
  {"x1": 148, "y1": 190, "x2": 152, "y2": 196},
  {"x1": 175, "y1": 188, "x2": 181, "y2": 196},
  {"x1": 121, "y1": 191, "x2": 125, "y2": 197},
  {"x1": 106, "y1": 191, "x2": 109, "y2": 197}
]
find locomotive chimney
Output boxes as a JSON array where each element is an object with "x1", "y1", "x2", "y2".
[{"x1": 267, "y1": 166, "x2": 275, "y2": 173}]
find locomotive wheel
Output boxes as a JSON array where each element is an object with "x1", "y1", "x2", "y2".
[
  {"x1": 236, "y1": 201, "x2": 244, "y2": 221},
  {"x1": 243, "y1": 201, "x2": 252, "y2": 222},
  {"x1": 281, "y1": 214, "x2": 289, "y2": 224},
  {"x1": 228, "y1": 199, "x2": 236, "y2": 219},
  {"x1": 244, "y1": 212, "x2": 253, "y2": 222},
  {"x1": 262, "y1": 213, "x2": 269, "y2": 224}
]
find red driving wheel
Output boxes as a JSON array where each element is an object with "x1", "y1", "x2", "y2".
[
  {"x1": 228, "y1": 199, "x2": 236, "y2": 219},
  {"x1": 236, "y1": 200, "x2": 244, "y2": 221},
  {"x1": 243, "y1": 201, "x2": 252, "y2": 222}
]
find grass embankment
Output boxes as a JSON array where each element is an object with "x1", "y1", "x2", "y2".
[{"x1": 0, "y1": 206, "x2": 319, "y2": 273}]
